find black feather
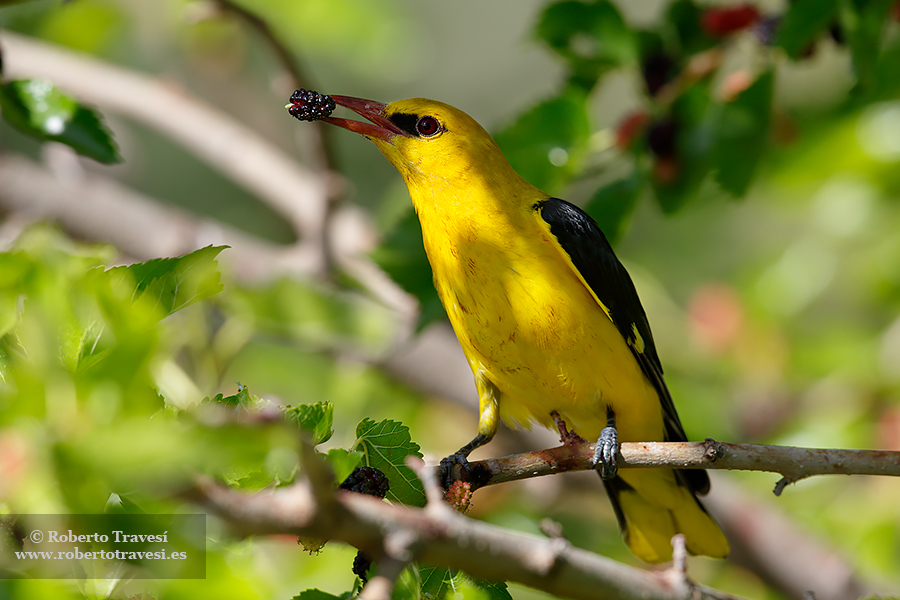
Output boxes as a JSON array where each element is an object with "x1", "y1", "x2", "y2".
[{"x1": 534, "y1": 197, "x2": 710, "y2": 496}]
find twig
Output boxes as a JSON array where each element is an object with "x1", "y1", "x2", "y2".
[
  {"x1": 0, "y1": 30, "x2": 330, "y2": 271},
  {"x1": 456, "y1": 438, "x2": 900, "y2": 495},
  {"x1": 188, "y1": 473, "x2": 749, "y2": 600},
  {"x1": 0, "y1": 154, "x2": 318, "y2": 278},
  {"x1": 208, "y1": 0, "x2": 342, "y2": 277},
  {"x1": 358, "y1": 556, "x2": 408, "y2": 600},
  {"x1": 703, "y1": 476, "x2": 872, "y2": 600}
]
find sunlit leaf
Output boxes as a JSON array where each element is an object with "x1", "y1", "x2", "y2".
[
  {"x1": 353, "y1": 418, "x2": 424, "y2": 507},
  {"x1": 417, "y1": 566, "x2": 512, "y2": 600},
  {"x1": 106, "y1": 245, "x2": 226, "y2": 318},
  {"x1": 0, "y1": 79, "x2": 121, "y2": 164},
  {"x1": 283, "y1": 401, "x2": 334, "y2": 445},
  {"x1": 206, "y1": 384, "x2": 256, "y2": 407},
  {"x1": 291, "y1": 589, "x2": 352, "y2": 600},
  {"x1": 325, "y1": 448, "x2": 363, "y2": 484},
  {"x1": 229, "y1": 275, "x2": 395, "y2": 350}
]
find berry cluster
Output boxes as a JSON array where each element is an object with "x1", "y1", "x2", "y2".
[
  {"x1": 338, "y1": 466, "x2": 390, "y2": 583},
  {"x1": 287, "y1": 89, "x2": 336, "y2": 122},
  {"x1": 338, "y1": 466, "x2": 390, "y2": 498}
]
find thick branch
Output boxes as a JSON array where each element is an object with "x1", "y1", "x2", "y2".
[
  {"x1": 460, "y1": 439, "x2": 900, "y2": 494},
  {"x1": 188, "y1": 475, "x2": 746, "y2": 600}
]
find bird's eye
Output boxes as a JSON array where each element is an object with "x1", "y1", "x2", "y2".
[{"x1": 416, "y1": 116, "x2": 441, "y2": 137}]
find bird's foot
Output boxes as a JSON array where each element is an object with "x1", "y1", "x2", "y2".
[
  {"x1": 592, "y1": 410, "x2": 619, "y2": 480},
  {"x1": 550, "y1": 411, "x2": 586, "y2": 445},
  {"x1": 439, "y1": 451, "x2": 472, "y2": 490}
]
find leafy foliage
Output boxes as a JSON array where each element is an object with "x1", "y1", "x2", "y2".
[
  {"x1": 353, "y1": 418, "x2": 425, "y2": 507},
  {"x1": 0, "y1": 79, "x2": 121, "y2": 163},
  {"x1": 284, "y1": 400, "x2": 335, "y2": 445},
  {"x1": 3, "y1": 0, "x2": 900, "y2": 598}
]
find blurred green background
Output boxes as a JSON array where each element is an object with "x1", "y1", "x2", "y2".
[{"x1": 2, "y1": 0, "x2": 900, "y2": 599}]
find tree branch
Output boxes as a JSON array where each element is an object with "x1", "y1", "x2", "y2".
[
  {"x1": 186, "y1": 465, "x2": 747, "y2": 600},
  {"x1": 455, "y1": 438, "x2": 900, "y2": 495},
  {"x1": 0, "y1": 29, "x2": 330, "y2": 268}
]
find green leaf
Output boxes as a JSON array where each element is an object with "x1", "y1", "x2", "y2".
[
  {"x1": 871, "y1": 37, "x2": 900, "y2": 100},
  {"x1": 494, "y1": 87, "x2": 591, "y2": 193},
  {"x1": 667, "y1": 0, "x2": 716, "y2": 55},
  {"x1": 107, "y1": 245, "x2": 227, "y2": 318},
  {"x1": 583, "y1": 174, "x2": 644, "y2": 245},
  {"x1": 283, "y1": 401, "x2": 334, "y2": 445},
  {"x1": 353, "y1": 418, "x2": 424, "y2": 507},
  {"x1": 230, "y1": 273, "x2": 395, "y2": 350},
  {"x1": 229, "y1": 471, "x2": 277, "y2": 490},
  {"x1": 650, "y1": 84, "x2": 714, "y2": 213},
  {"x1": 419, "y1": 565, "x2": 457, "y2": 598},
  {"x1": 711, "y1": 70, "x2": 774, "y2": 197},
  {"x1": 841, "y1": 0, "x2": 894, "y2": 93},
  {"x1": 536, "y1": 0, "x2": 636, "y2": 89},
  {"x1": 774, "y1": 0, "x2": 839, "y2": 58},
  {"x1": 370, "y1": 210, "x2": 445, "y2": 331},
  {"x1": 324, "y1": 448, "x2": 363, "y2": 484},
  {"x1": 292, "y1": 590, "x2": 352, "y2": 600},
  {"x1": 207, "y1": 384, "x2": 256, "y2": 407},
  {"x1": 0, "y1": 79, "x2": 121, "y2": 164},
  {"x1": 417, "y1": 566, "x2": 512, "y2": 600}
]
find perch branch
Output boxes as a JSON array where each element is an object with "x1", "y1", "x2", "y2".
[
  {"x1": 456, "y1": 438, "x2": 900, "y2": 495},
  {"x1": 187, "y1": 469, "x2": 747, "y2": 600}
]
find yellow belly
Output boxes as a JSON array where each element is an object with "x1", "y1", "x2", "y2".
[{"x1": 428, "y1": 220, "x2": 664, "y2": 445}]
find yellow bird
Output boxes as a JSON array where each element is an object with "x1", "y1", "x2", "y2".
[{"x1": 310, "y1": 94, "x2": 728, "y2": 563}]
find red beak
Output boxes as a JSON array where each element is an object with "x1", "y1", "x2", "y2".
[{"x1": 323, "y1": 96, "x2": 408, "y2": 142}]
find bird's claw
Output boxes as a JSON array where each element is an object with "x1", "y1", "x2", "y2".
[
  {"x1": 593, "y1": 424, "x2": 619, "y2": 480},
  {"x1": 439, "y1": 451, "x2": 471, "y2": 490}
]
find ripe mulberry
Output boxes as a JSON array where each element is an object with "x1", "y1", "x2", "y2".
[{"x1": 287, "y1": 89, "x2": 336, "y2": 122}]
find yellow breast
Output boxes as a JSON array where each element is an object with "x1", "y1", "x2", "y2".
[{"x1": 414, "y1": 184, "x2": 663, "y2": 444}]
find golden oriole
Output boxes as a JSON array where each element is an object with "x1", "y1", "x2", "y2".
[{"x1": 300, "y1": 92, "x2": 728, "y2": 563}]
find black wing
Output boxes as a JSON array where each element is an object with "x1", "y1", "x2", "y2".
[{"x1": 534, "y1": 198, "x2": 709, "y2": 495}]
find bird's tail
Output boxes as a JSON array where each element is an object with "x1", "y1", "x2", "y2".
[{"x1": 602, "y1": 470, "x2": 729, "y2": 564}]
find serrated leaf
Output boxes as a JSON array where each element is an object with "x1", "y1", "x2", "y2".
[
  {"x1": 283, "y1": 401, "x2": 334, "y2": 445},
  {"x1": 353, "y1": 418, "x2": 424, "y2": 507},
  {"x1": 494, "y1": 87, "x2": 591, "y2": 193},
  {"x1": 370, "y1": 210, "x2": 445, "y2": 331},
  {"x1": 470, "y1": 578, "x2": 513, "y2": 600},
  {"x1": 0, "y1": 79, "x2": 121, "y2": 164},
  {"x1": 325, "y1": 448, "x2": 363, "y2": 484},
  {"x1": 107, "y1": 245, "x2": 226, "y2": 318},
  {"x1": 207, "y1": 384, "x2": 256, "y2": 407},
  {"x1": 711, "y1": 70, "x2": 774, "y2": 197},
  {"x1": 774, "y1": 0, "x2": 839, "y2": 58},
  {"x1": 419, "y1": 565, "x2": 457, "y2": 598},
  {"x1": 417, "y1": 566, "x2": 512, "y2": 600}
]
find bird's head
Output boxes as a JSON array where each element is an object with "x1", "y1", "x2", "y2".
[{"x1": 323, "y1": 96, "x2": 522, "y2": 192}]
